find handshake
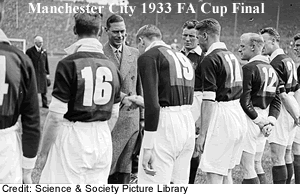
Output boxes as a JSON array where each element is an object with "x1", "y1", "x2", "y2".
[{"x1": 121, "y1": 94, "x2": 144, "y2": 110}]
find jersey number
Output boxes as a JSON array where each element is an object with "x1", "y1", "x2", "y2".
[
  {"x1": 0, "y1": 56, "x2": 9, "y2": 106},
  {"x1": 166, "y1": 50, "x2": 193, "y2": 80},
  {"x1": 286, "y1": 60, "x2": 298, "y2": 85},
  {"x1": 81, "y1": 66, "x2": 113, "y2": 106},
  {"x1": 224, "y1": 54, "x2": 242, "y2": 85},
  {"x1": 262, "y1": 67, "x2": 277, "y2": 93}
]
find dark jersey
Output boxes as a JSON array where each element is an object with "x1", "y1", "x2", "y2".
[
  {"x1": 240, "y1": 59, "x2": 281, "y2": 120},
  {"x1": 138, "y1": 45, "x2": 195, "y2": 132},
  {"x1": 52, "y1": 52, "x2": 121, "y2": 122},
  {"x1": 181, "y1": 49, "x2": 204, "y2": 91},
  {"x1": 199, "y1": 49, "x2": 243, "y2": 101},
  {"x1": 270, "y1": 54, "x2": 299, "y2": 93},
  {"x1": 0, "y1": 42, "x2": 40, "y2": 158}
]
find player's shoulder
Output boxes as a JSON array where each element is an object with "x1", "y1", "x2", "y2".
[{"x1": 1, "y1": 43, "x2": 33, "y2": 65}]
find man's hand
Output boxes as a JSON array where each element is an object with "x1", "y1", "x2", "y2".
[
  {"x1": 195, "y1": 134, "x2": 206, "y2": 154},
  {"x1": 122, "y1": 96, "x2": 134, "y2": 108},
  {"x1": 261, "y1": 124, "x2": 274, "y2": 137},
  {"x1": 142, "y1": 148, "x2": 156, "y2": 176},
  {"x1": 255, "y1": 117, "x2": 270, "y2": 130},
  {"x1": 128, "y1": 95, "x2": 144, "y2": 108},
  {"x1": 22, "y1": 168, "x2": 33, "y2": 184}
]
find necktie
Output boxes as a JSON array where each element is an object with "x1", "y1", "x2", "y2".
[{"x1": 115, "y1": 50, "x2": 120, "y2": 62}]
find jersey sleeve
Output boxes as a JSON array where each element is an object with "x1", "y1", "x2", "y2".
[
  {"x1": 272, "y1": 60, "x2": 286, "y2": 93},
  {"x1": 268, "y1": 91, "x2": 281, "y2": 119},
  {"x1": 200, "y1": 56, "x2": 218, "y2": 101},
  {"x1": 20, "y1": 55, "x2": 40, "y2": 159},
  {"x1": 138, "y1": 55, "x2": 160, "y2": 133},
  {"x1": 240, "y1": 65, "x2": 258, "y2": 120},
  {"x1": 52, "y1": 60, "x2": 74, "y2": 103}
]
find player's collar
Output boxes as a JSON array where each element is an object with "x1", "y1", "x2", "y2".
[
  {"x1": 181, "y1": 46, "x2": 202, "y2": 56},
  {"x1": 0, "y1": 29, "x2": 11, "y2": 45},
  {"x1": 145, "y1": 40, "x2": 171, "y2": 52},
  {"x1": 64, "y1": 38, "x2": 104, "y2": 55},
  {"x1": 205, "y1": 42, "x2": 227, "y2": 56},
  {"x1": 249, "y1": 55, "x2": 270, "y2": 63},
  {"x1": 270, "y1": 48, "x2": 285, "y2": 61}
]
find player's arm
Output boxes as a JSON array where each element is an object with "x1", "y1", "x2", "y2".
[
  {"x1": 138, "y1": 55, "x2": 159, "y2": 176},
  {"x1": 240, "y1": 66, "x2": 269, "y2": 128},
  {"x1": 108, "y1": 69, "x2": 122, "y2": 131},
  {"x1": 20, "y1": 56, "x2": 41, "y2": 183},
  {"x1": 196, "y1": 57, "x2": 217, "y2": 153},
  {"x1": 38, "y1": 61, "x2": 73, "y2": 172}
]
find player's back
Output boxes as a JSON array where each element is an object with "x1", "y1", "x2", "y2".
[
  {"x1": 139, "y1": 45, "x2": 194, "y2": 107},
  {"x1": 200, "y1": 48, "x2": 243, "y2": 101},
  {"x1": 271, "y1": 54, "x2": 299, "y2": 93},
  {"x1": 242, "y1": 59, "x2": 279, "y2": 109},
  {"x1": 0, "y1": 42, "x2": 39, "y2": 129},
  {"x1": 52, "y1": 52, "x2": 121, "y2": 122}
]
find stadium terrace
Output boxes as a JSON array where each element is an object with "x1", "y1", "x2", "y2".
[{"x1": 28, "y1": 3, "x2": 106, "y2": 14}]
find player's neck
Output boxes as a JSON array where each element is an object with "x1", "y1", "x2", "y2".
[{"x1": 77, "y1": 35, "x2": 98, "y2": 41}]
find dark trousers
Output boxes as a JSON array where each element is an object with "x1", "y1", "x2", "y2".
[
  {"x1": 108, "y1": 172, "x2": 130, "y2": 184},
  {"x1": 41, "y1": 93, "x2": 48, "y2": 107}
]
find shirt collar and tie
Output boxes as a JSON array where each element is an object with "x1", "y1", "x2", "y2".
[{"x1": 110, "y1": 44, "x2": 123, "y2": 62}]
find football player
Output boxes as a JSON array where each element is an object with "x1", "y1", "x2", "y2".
[
  {"x1": 180, "y1": 19, "x2": 204, "y2": 184},
  {"x1": 292, "y1": 33, "x2": 300, "y2": 184},
  {"x1": 38, "y1": 9, "x2": 122, "y2": 183},
  {"x1": 195, "y1": 18, "x2": 247, "y2": 184},
  {"x1": 238, "y1": 33, "x2": 281, "y2": 184},
  {"x1": 136, "y1": 24, "x2": 195, "y2": 184},
  {"x1": 260, "y1": 27, "x2": 300, "y2": 184},
  {"x1": 0, "y1": 0, "x2": 40, "y2": 183}
]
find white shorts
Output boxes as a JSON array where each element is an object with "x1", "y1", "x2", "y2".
[
  {"x1": 191, "y1": 91, "x2": 203, "y2": 122},
  {"x1": 199, "y1": 100, "x2": 247, "y2": 176},
  {"x1": 268, "y1": 104, "x2": 297, "y2": 147},
  {"x1": 294, "y1": 127, "x2": 300, "y2": 145},
  {"x1": 242, "y1": 107, "x2": 268, "y2": 155},
  {"x1": 138, "y1": 105, "x2": 195, "y2": 184},
  {"x1": 0, "y1": 123, "x2": 22, "y2": 183},
  {"x1": 39, "y1": 119, "x2": 112, "y2": 184}
]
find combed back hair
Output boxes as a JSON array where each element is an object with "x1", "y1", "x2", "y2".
[
  {"x1": 241, "y1": 33, "x2": 264, "y2": 49},
  {"x1": 195, "y1": 18, "x2": 221, "y2": 36},
  {"x1": 260, "y1": 27, "x2": 280, "y2": 42},
  {"x1": 74, "y1": 7, "x2": 103, "y2": 36},
  {"x1": 182, "y1": 19, "x2": 199, "y2": 29},
  {"x1": 106, "y1": 14, "x2": 124, "y2": 29},
  {"x1": 136, "y1": 24, "x2": 162, "y2": 41},
  {"x1": 294, "y1": 33, "x2": 300, "y2": 42}
]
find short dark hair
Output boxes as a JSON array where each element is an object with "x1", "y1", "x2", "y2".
[
  {"x1": 136, "y1": 24, "x2": 162, "y2": 41},
  {"x1": 74, "y1": 8, "x2": 103, "y2": 36},
  {"x1": 294, "y1": 33, "x2": 300, "y2": 42},
  {"x1": 106, "y1": 14, "x2": 124, "y2": 29},
  {"x1": 196, "y1": 18, "x2": 221, "y2": 36},
  {"x1": 182, "y1": 19, "x2": 199, "y2": 29},
  {"x1": 260, "y1": 27, "x2": 280, "y2": 42}
]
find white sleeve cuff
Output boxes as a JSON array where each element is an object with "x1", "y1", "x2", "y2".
[
  {"x1": 22, "y1": 156, "x2": 37, "y2": 169},
  {"x1": 268, "y1": 116, "x2": 277, "y2": 126},
  {"x1": 253, "y1": 114, "x2": 263, "y2": 124},
  {"x1": 49, "y1": 96, "x2": 68, "y2": 114},
  {"x1": 202, "y1": 91, "x2": 216, "y2": 101},
  {"x1": 143, "y1": 131, "x2": 156, "y2": 149}
]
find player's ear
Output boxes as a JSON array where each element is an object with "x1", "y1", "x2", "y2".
[
  {"x1": 203, "y1": 32, "x2": 208, "y2": 40},
  {"x1": 73, "y1": 26, "x2": 77, "y2": 35},
  {"x1": 98, "y1": 26, "x2": 103, "y2": 37}
]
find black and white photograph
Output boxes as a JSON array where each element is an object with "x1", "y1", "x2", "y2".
[{"x1": 1, "y1": 0, "x2": 300, "y2": 188}]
